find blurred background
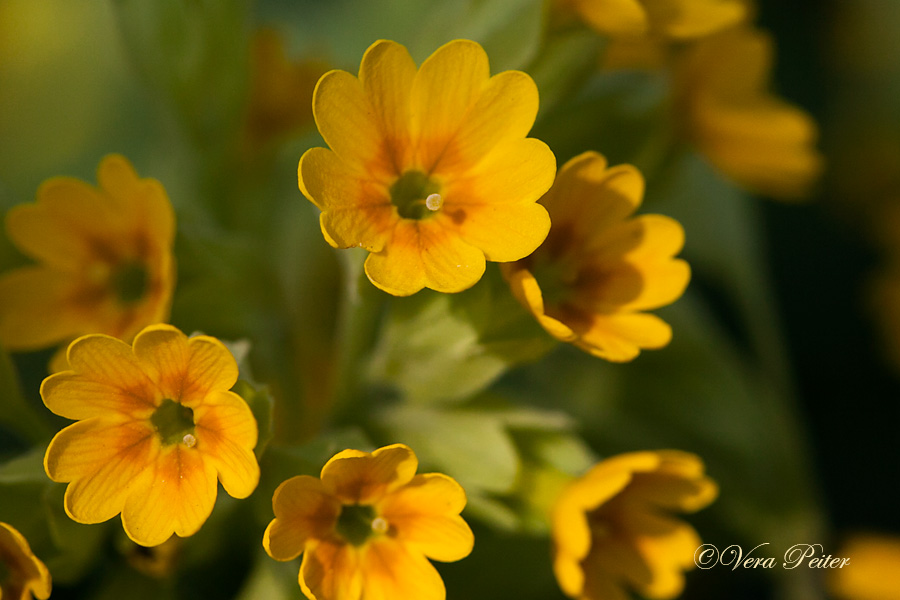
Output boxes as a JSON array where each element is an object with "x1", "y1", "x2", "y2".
[{"x1": 1, "y1": 0, "x2": 899, "y2": 599}]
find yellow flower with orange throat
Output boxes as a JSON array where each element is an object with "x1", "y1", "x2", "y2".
[
  {"x1": 42, "y1": 324, "x2": 260, "y2": 547},
  {"x1": 263, "y1": 443, "x2": 474, "y2": 600},
  {"x1": 552, "y1": 451, "x2": 717, "y2": 600},
  {"x1": 299, "y1": 39, "x2": 556, "y2": 296},
  {"x1": 674, "y1": 26, "x2": 825, "y2": 199},
  {"x1": 503, "y1": 151, "x2": 690, "y2": 362},
  {"x1": 0, "y1": 522, "x2": 51, "y2": 600},
  {"x1": 565, "y1": 0, "x2": 746, "y2": 40},
  {"x1": 0, "y1": 154, "x2": 175, "y2": 368}
]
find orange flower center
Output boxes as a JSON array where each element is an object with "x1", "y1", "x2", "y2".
[
  {"x1": 150, "y1": 399, "x2": 196, "y2": 446},
  {"x1": 389, "y1": 170, "x2": 442, "y2": 220},
  {"x1": 335, "y1": 504, "x2": 387, "y2": 546},
  {"x1": 111, "y1": 261, "x2": 149, "y2": 304}
]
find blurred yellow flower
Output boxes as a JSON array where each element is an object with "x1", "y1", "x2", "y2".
[
  {"x1": 503, "y1": 152, "x2": 689, "y2": 362},
  {"x1": 830, "y1": 533, "x2": 900, "y2": 600},
  {"x1": 42, "y1": 324, "x2": 260, "y2": 547},
  {"x1": 299, "y1": 39, "x2": 555, "y2": 296},
  {"x1": 263, "y1": 443, "x2": 474, "y2": 600},
  {"x1": 552, "y1": 451, "x2": 717, "y2": 600},
  {"x1": 675, "y1": 27, "x2": 824, "y2": 199},
  {"x1": 0, "y1": 154, "x2": 175, "y2": 367},
  {"x1": 566, "y1": 0, "x2": 746, "y2": 39},
  {"x1": 0, "y1": 522, "x2": 51, "y2": 600},
  {"x1": 242, "y1": 28, "x2": 328, "y2": 151}
]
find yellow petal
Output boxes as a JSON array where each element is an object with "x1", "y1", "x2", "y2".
[
  {"x1": 435, "y1": 69, "x2": 540, "y2": 172},
  {"x1": 5, "y1": 179, "x2": 107, "y2": 270},
  {"x1": 121, "y1": 445, "x2": 218, "y2": 546},
  {"x1": 320, "y1": 444, "x2": 418, "y2": 504},
  {"x1": 696, "y1": 100, "x2": 824, "y2": 198},
  {"x1": 0, "y1": 266, "x2": 84, "y2": 350},
  {"x1": 265, "y1": 476, "x2": 341, "y2": 561},
  {"x1": 546, "y1": 157, "x2": 644, "y2": 240},
  {"x1": 443, "y1": 138, "x2": 555, "y2": 262},
  {"x1": 360, "y1": 538, "x2": 447, "y2": 600},
  {"x1": 411, "y1": 39, "x2": 490, "y2": 171},
  {"x1": 364, "y1": 219, "x2": 487, "y2": 296},
  {"x1": 0, "y1": 522, "x2": 52, "y2": 600},
  {"x1": 299, "y1": 148, "x2": 396, "y2": 252},
  {"x1": 193, "y1": 390, "x2": 259, "y2": 498},
  {"x1": 570, "y1": 0, "x2": 649, "y2": 36},
  {"x1": 577, "y1": 312, "x2": 673, "y2": 361},
  {"x1": 649, "y1": 0, "x2": 746, "y2": 39},
  {"x1": 300, "y1": 539, "x2": 363, "y2": 600},
  {"x1": 96, "y1": 154, "x2": 176, "y2": 248},
  {"x1": 42, "y1": 334, "x2": 157, "y2": 420},
  {"x1": 132, "y1": 324, "x2": 238, "y2": 403},
  {"x1": 503, "y1": 265, "x2": 577, "y2": 341},
  {"x1": 313, "y1": 69, "x2": 387, "y2": 175},
  {"x1": 359, "y1": 40, "x2": 417, "y2": 170},
  {"x1": 582, "y1": 535, "x2": 650, "y2": 600},
  {"x1": 627, "y1": 512, "x2": 700, "y2": 598},
  {"x1": 625, "y1": 451, "x2": 718, "y2": 512},
  {"x1": 378, "y1": 474, "x2": 473, "y2": 562},
  {"x1": 45, "y1": 418, "x2": 156, "y2": 524}
]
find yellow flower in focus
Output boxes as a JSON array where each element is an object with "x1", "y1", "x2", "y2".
[
  {"x1": 503, "y1": 152, "x2": 690, "y2": 362},
  {"x1": 263, "y1": 443, "x2": 474, "y2": 600},
  {"x1": 566, "y1": 0, "x2": 746, "y2": 39},
  {"x1": 675, "y1": 27, "x2": 825, "y2": 199},
  {"x1": 299, "y1": 39, "x2": 555, "y2": 296},
  {"x1": 0, "y1": 154, "x2": 175, "y2": 365},
  {"x1": 42, "y1": 324, "x2": 260, "y2": 547},
  {"x1": 0, "y1": 522, "x2": 51, "y2": 600},
  {"x1": 830, "y1": 534, "x2": 900, "y2": 600},
  {"x1": 552, "y1": 451, "x2": 717, "y2": 600},
  {"x1": 243, "y1": 28, "x2": 328, "y2": 150}
]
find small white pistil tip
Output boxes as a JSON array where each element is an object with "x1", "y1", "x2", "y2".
[
  {"x1": 425, "y1": 193, "x2": 443, "y2": 211},
  {"x1": 182, "y1": 433, "x2": 197, "y2": 448},
  {"x1": 371, "y1": 516, "x2": 389, "y2": 534}
]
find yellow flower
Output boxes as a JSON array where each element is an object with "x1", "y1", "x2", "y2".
[
  {"x1": 42, "y1": 324, "x2": 260, "y2": 547},
  {"x1": 0, "y1": 154, "x2": 176, "y2": 365},
  {"x1": 675, "y1": 27, "x2": 824, "y2": 199},
  {"x1": 830, "y1": 534, "x2": 900, "y2": 600},
  {"x1": 552, "y1": 451, "x2": 717, "y2": 600},
  {"x1": 503, "y1": 152, "x2": 690, "y2": 362},
  {"x1": 263, "y1": 443, "x2": 474, "y2": 600},
  {"x1": 0, "y1": 522, "x2": 51, "y2": 600},
  {"x1": 565, "y1": 0, "x2": 746, "y2": 39},
  {"x1": 243, "y1": 28, "x2": 328, "y2": 150},
  {"x1": 299, "y1": 39, "x2": 555, "y2": 296}
]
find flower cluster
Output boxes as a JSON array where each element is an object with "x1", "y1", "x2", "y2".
[{"x1": 0, "y1": 3, "x2": 835, "y2": 600}]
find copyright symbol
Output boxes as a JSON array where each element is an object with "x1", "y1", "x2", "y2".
[{"x1": 694, "y1": 544, "x2": 719, "y2": 569}]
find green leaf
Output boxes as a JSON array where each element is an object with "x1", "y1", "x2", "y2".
[
  {"x1": 233, "y1": 380, "x2": 274, "y2": 460},
  {"x1": 0, "y1": 445, "x2": 47, "y2": 484},
  {"x1": 368, "y1": 268, "x2": 555, "y2": 404},
  {"x1": 376, "y1": 404, "x2": 519, "y2": 495},
  {"x1": 235, "y1": 551, "x2": 305, "y2": 600}
]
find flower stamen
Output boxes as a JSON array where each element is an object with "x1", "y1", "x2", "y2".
[
  {"x1": 425, "y1": 193, "x2": 443, "y2": 211},
  {"x1": 371, "y1": 516, "x2": 389, "y2": 534}
]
